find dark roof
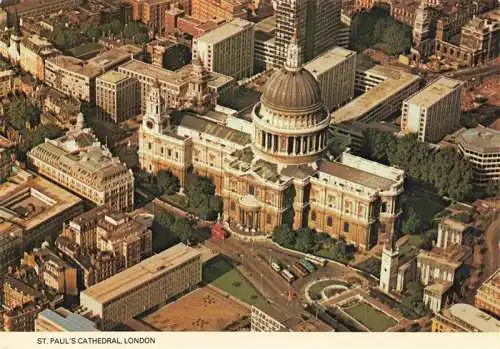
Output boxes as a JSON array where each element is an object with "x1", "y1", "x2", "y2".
[{"x1": 318, "y1": 160, "x2": 395, "y2": 190}]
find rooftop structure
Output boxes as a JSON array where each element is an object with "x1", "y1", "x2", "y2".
[
  {"x1": 474, "y1": 268, "x2": 500, "y2": 317},
  {"x1": 97, "y1": 70, "x2": 130, "y2": 84}
]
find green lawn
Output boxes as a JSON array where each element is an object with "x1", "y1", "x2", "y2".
[
  {"x1": 203, "y1": 256, "x2": 268, "y2": 309},
  {"x1": 354, "y1": 257, "x2": 381, "y2": 278},
  {"x1": 308, "y1": 280, "x2": 348, "y2": 301},
  {"x1": 342, "y1": 301, "x2": 397, "y2": 332}
]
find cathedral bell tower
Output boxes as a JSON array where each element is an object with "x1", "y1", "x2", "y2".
[
  {"x1": 142, "y1": 79, "x2": 170, "y2": 134},
  {"x1": 379, "y1": 231, "x2": 400, "y2": 293}
]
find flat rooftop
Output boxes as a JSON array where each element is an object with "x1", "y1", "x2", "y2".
[
  {"x1": 97, "y1": 71, "x2": 129, "y2": 84},
  {"x1": 141, "y1": 286, "x2": 250, "y2": 331},
  {"x1": 254, "y1": 15, "x2": 276, "y2": 34},
  {"x1": 332, "y1": 65, "x2": 421, "y2": 123},
  {"x1": 196, "y1": 19, "x2": 253, "y2": 45},
  {"x1": 457, "y1": 127, "x2": 500, "y2": 153},
  {"x1": 81, "y1": 243, "x2": 200, "y2": 305},
  {"x1": 406, "y1": 77, "x2": 462, "y2": 108},
  {"x1": 0, "y1": 170, "x2": 82, "y2": 233},
  {"x1": 38, "y1": 308, "x2": 99, "y2": 332},
  {"x1": 318, "y1": 160, "x2": 396, "y2": 191},
  {"x1": 448, "y1": 303, "x2": 500, "y2": 332},
  {"x1": 304, "y1": 47, "x2": 356, "y2": 77}
]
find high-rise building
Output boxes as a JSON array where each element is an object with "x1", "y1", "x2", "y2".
[
  {"x1": 194, "y1": 19, "x2": 255, "y2": 80},
  {"x1": 304, "y1": 47, "x2": 356, "y2": 112},
  {"x1": 96, "y1": 71, "x2": 141, "y2": 123},
  {"x1": 274, "y1": 0, "x2": 341, "y2": 66},
  {"x1": 401, "y1": 77, "x2": 463, "y2": 143}
]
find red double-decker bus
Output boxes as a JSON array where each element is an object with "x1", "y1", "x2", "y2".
[{"x1": 211, "y1": 224, "x2": 227, "y2": 240}]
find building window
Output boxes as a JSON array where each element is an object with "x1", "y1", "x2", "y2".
[
  {"x1": 249, "y1": 185, "x2": 255, "y2": 195},
  {"x1": 148, "y1": 142, "x2": 152, "y2": 150},
  {"x1": 230, "y1": 201, "x2": 235, "y2": 211},
  {"x1": 327, "y1": 216, "x2": 333, "y2": 227},
  {"x1": 168, "y1": 149, "x2": 172, "y2": 156},
  {"x1": 343, "y1": 222, "x2": 350, "y2": 232},
  {"x1": 266, "y1": 214, "x2": 272, "y2": 224},
  {"x1": 381, "y1": 202, "x2": 387, "y2": 213},
  {"x1": 311, "y1": 211, "x2": 316, "y2": 222}
]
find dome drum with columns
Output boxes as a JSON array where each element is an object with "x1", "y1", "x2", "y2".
[{"x1": 251, "y1": 29, "x2": 331, "y2": 166}]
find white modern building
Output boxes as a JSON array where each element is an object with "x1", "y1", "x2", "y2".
[
  {"x1": 194, "y1": 19, "x2": 255, "y2": 80},
  {"x1": 401, "y1": 77, "x2": 463, "y2": 143}
]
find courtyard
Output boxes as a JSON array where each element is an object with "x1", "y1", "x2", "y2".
[{"x1": 341, "y1": 300, "x2": 398, "y2": 332}]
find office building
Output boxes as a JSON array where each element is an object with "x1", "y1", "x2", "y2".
[
  {"x1": 474, "y1": 268, "x2": 500, "y2": 318},
  {"x1": 45, "y1": 45, "x2": 142, "y2": 102},
  {"x1": 191, "y1": 0, "x2": 250, "y2": 22},
  {"x1": 0, "y1": 169, "x2": 84, "y2": 251},
  {"x1": 27, "y1": 115, "x2": 134, "y2": 212},
  {"x1": 253, "y1": 15, "x2": 276, "y2": 71},
  {"x1": 118, "y1": 59, "x2": 234, "y2": 112},
  {"x1": 456, "y1": 127, "x2": 500, "y2": 187},
  {"x1": 432, "y1": 303, "x2": 500, "y2": 332},
  {"x1": 96, "y1": 71, "x2": 140, "y2": 123},
  {"x1": 35, "y1": 308, "x2": 99, "y2": 332},
  {"x1": 20, "y1": 35, "x2": 61, "y2": 82},
  {"x1": 194, "y1": 19, "x2": 254, "y2": 80},
  {"x1": 401, "y1": 77, "x2": 463, "y2": 143},
  {"x1": 80, "y1": 243, "x2": 201, "y2": 330},
  {"x1": 332, "y1": 64, "x2": 421, "y2": 124},
  {"x1": 274, "y1": 0, "x2": 341, "y2": 66},
  {"x1": 304, "y1": 47, "x2": 356, "y2": 112}
]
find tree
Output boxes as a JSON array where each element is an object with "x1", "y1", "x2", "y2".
[
  {"x1": 30, "y1": 124, "x2": 64, "y2": 148},
  {"x1": 171, "y1": 218, "x2": 195, "y2": 244},
  {"x1": 330, "y1": 239, "x2": 353, "y2": 264},
  {"x1": 8, "y1": 96, "x2": 41, "y2": 130},
  {"x1": 382, "y1": 23, "x2": 411, "y2": 55},
  {"x1": 86, "y1": 27, "x2": 100, "y2": 41},
  {"x1": 155, "y1": 212, "x2": 176, "y2": 229},
  {"x1": 156, "y1": 170, "x2": 180, "y2": 195},
  {"x1": 294, "y1": 228, "x2": 316, "y2": 253},
  {"x1": 272, "y1": 224, "x2": 296, "y2": 248},
  {"x1": 186, "y1": 175, "x2": 215, "y2": 208},
  {"x1": 401, "y1": 281, "x2": 427, "y2": 316},
  {"x1": 402, "y1": 208, "x2": 422, "y2": 235}
]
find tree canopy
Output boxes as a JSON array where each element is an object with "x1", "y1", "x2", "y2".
[
  {"x1": 352, "y1": 6, "x2": 411, "y2": 55},
  {"x1": 171, "y1": 218, "x2": 195, "y2": 244},
  {"x1": 272, "y1": 224, "x2": 296, "y2": 249},
  {"x1": 156, "y1": 170, "x2": 180, "y2": 195},
  {"x1": 361, "y1": 130, "x2": 475, "y2": 201},
  {"x1": 8, "y1": 96, "x2": 41, "y2": 130},
  {"x1": 294, "y1": 228, "x2": 316, "y2": 253},
  {"x1": 401, "y1": 208, "x2": 422, "y2": 235}
]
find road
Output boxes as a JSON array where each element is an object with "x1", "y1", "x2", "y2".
[{"x1": 204, "y1": 236, "x2": 366, "y2": 324}]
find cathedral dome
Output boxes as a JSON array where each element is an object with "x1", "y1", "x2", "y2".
[
  {"x1": 261, "y1": 68, "x2": 322, "y2": 112},
  {"x1": 251, "y1": 29, "x2": 331, "y2": 166}
]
